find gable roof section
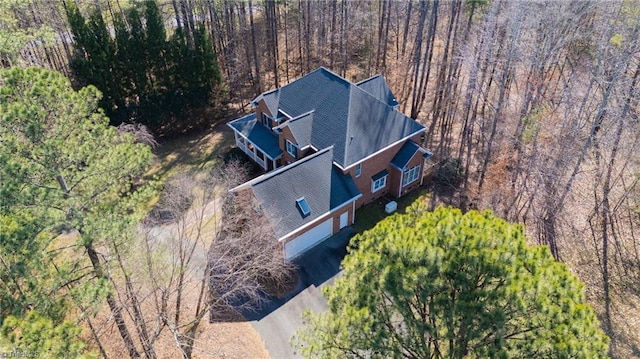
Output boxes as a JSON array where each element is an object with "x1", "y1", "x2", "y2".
[
  {"x1": 258, "y1": 88, "x2": 280, "y2": 117},
  {"x1": 330, "y1": 166, "x2": 362, "y2": 209},
  {"x1": 356, "y1": 74, "x2": 399, "y2": 108},
  {"x1": 243, "y1": 147, "x2": 361, "y2": 240},
  {"x1": 227, "y1": 113, "x2": 282, "y2": 159},
  {"x1": 391, "y1": 140, "x2": 428, "y2": 170},
  {"x1": 279, "y1": 111, "x2": 314, "y2": 149},
  {"x1": 256, "y1": 67, "x2": 425, "y2": 168},
  {"x1": 343, "y1": 85, "x2": 424, "y2": 167}
]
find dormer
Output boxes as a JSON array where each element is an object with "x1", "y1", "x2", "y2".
[
  {"x1": 252, "y1": 90, "x2": 293, "y2": 132},
  {"x1": 260, "y1": 109, "x2": 292, "y2": 130}
]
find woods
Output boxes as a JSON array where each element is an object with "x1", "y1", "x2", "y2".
[
  {"x1": 67, "y1": 1, "x2": 223, "y2": 135},
  {"x1": 2, "y1": 0, "x2": 640, "y2": 357}
]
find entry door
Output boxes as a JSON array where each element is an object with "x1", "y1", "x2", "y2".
[{"x1": 339, "y1": 211, "x2": 349, "y2": 229}]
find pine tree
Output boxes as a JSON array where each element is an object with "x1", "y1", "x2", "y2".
[
  {"x1": 66, "y1": 0, "x2": 224, "y2": 135},
  {"x1": 297, "y1": 205, "x2": 610, "y2": 358}
]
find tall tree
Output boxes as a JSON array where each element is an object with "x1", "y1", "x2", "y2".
[
  {"x1": 0, "y1": 0, "x2": 56, "y2": 68},
  {"x1": 0, "y1": 67, "x2": 155, "y2": 358},
  {"x1": 297, "y1": 205, "x2": 609, "y2": 358},
  {"x1": 67, "y1": 0, "x2": 223, "y2": 135},
  {"x1": 122, "y1": 163, "x2": 295, "y2": 359}
]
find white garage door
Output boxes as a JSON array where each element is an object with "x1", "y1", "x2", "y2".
[{"x1": 285, "y1": 218, "x2": 333, "y2": 259}]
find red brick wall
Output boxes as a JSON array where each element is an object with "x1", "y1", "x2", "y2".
[
  {"x1": 332, "y1": 205, "x2": 353, "y2": 234},
  {"x1": 398, "y1": 150, "x2": 426, "y2": 197},
  {"x1": 344, "y1": 133, "x2": 424, "y2": 207},
  {"x1": 254, "y1": 101, "x2": 268, "y2": 128},
  {"x1": 388, "y1": 166, "x2": 402, "y2": 197},
  {"x1": 347, "y1": 141, "x2": 403, "y2": 207},
  {"x1": 278, "y1": 126, "x2": 298, "y2": 164}
]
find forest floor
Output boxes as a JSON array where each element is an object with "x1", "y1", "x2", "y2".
[
  {"x1": 148, "y1": 113, "x2": 270, "y2": 359},
  {"x1": 83, "y1": 111, "x2": 270, "y2": 358}
]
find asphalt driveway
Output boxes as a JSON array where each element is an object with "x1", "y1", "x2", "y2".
[{"x1": 247, "y1": 228, "x2": 354, "y2": 358}]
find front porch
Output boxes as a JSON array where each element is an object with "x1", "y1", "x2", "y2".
[{"x1": 227, "y1": 113, "x2": 282, "y2": 171}]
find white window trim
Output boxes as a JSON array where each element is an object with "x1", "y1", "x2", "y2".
[
  {"x1": 355, "y1": 163, "x2": 362, "y2": 178},
  {"x1": 371, "y1": 175, "x2": 387, "y2": 193},
  {"x1": 262, "y1": 113, "x2": 272, "y2": 127},
  {"x1": 403, "y1": 165, "x2": 421, "y2": 187},
  {"x1": 286, "y1": 139, "x2": 297, "y2": 158}
]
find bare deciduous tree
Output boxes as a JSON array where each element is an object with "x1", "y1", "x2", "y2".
[{"x1": 109, "y1": 162, "x2": 295, "y2": 359}]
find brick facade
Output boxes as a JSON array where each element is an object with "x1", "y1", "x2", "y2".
[
  {"x1": 345, "y1": 133, "x2": 424, "y2": 208},
  {"x1": 278, "y1": 126, "x2": 302, "y2": 166}
]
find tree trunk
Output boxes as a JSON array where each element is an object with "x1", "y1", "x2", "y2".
[
  {"x1": 248, "y1": 0, "x2": 261, "y2": 93},
  {"x1": 86, "y1": 244, "x2": 141, "y2": 359}
]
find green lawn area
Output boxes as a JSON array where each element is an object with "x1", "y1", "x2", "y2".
[
  {"x1": 140, "y1": 121, "x2": 237, "y2": 211},
  {"x1": 146, "y1": 123, "x2": 236, "y2": 183},
  {"x1": 353, "y1": 188, "x2": 430, "y2": 234}
]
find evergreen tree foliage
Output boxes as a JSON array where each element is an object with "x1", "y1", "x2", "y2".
[
  {"x1": 1, "y1": 310, "x2": 91, "y2": 358},
  {"x1": 297, "y1": 205, "x2": 610, "y2": 358},
  {"x1": 0, "y1": 212, "x2": 66, "y2": 323},
  {"x1": 0, "y1": 66, "x2": 154, "y2": 357},
  {"x1": 66, "y1": 0, "x2": 224, "y2": 135}
]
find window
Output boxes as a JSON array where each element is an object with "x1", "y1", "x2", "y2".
[
  {"x1": 286, "y1": 140, "x2": 297, "y2": 158},
  {"x1": 403, "y1": 165, "x2": 421, "y2": 187},
  {"x1": 371, "y1": 170, "x2": 388, "y2": 193},
  {"x1": 372, "y1": 176, "x2": 387, "y2": 192},
  {"x1": 296, "y1": 197, "x2": 311, "y2": 218},
  {"x1": 262, "y1": 113, "x2": 273, "y2": 128},
  {"x1": 355, "y1": 163, "x2": 362, "y2": 178}
]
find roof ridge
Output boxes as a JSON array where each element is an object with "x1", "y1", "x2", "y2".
[
  {"x1": 231, "y1": 146, "x2": 334, "y2": 191},
  {"x1": 318, "y1": 66, "x2": 353, "y2": 86},
  {"x1": 274, "y1": 110, "x2": 314, "y2": 132},
  {"x1": 351, "y1": 78, "x2": 398, "y2": 110},
  {"x1": 343, "y1": 85, "x2": 356, "y2": 164},
  {"x1": 288, "y1": 109, "x2": 315, "y2": 123},
  {"x1": 263, "y1": 88, "x2": 280, "y2": 96},
  {"x1": 355, "y1": 73, "x2": 383, "y2": 86}
]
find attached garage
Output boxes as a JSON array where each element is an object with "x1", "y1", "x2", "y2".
[{"x1": 284, "y1": 218, "x2": 333, "y2": 259}]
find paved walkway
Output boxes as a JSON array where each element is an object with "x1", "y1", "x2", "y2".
[{"x1": 247, "y1": 228, "x2": 354, "y2": 358}]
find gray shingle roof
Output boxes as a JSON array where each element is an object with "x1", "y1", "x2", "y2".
[
  {"x1": 283, "y1": 111, "x2": 314, "y2": 148},
  {"x1": 356, "y1": 74, "x2": 399, "y2": 108},
  {"x1": 249, "y1": 147, "x2": 361, "y2": 239},
  {"x1": 259, "y1": 89, "x2": 280, "y2": 116},
  {"x1": 256, "y1": 67, "x2": 425, "y2": 168},
  {"x1": 391, "y1": 140, "x2": 423, "y2": 170},
  {"x1": 330, "y1": 166, "x2": 361, "y2": 209},
  {"x1": 227, "y1": 113, "x2": 282, "y2": 159}
]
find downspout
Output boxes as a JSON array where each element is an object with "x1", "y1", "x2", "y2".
[
  {"x1": 352, "y1": 199, "x2": 356, "y2": 224},
  {"x1": 398, "y1": 167, "x2": 404, "y2": 198},
  {"x1": 420, "y1": 160, "x2": 426, "y2": 186}
]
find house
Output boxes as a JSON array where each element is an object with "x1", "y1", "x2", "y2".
[{"x1": 229, "y1": 67, "x2": 432, "y2": 259}]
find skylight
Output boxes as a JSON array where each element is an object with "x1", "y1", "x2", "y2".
[{"x1": 296, "y1": 197, "x2": 311, "y2": 218}]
